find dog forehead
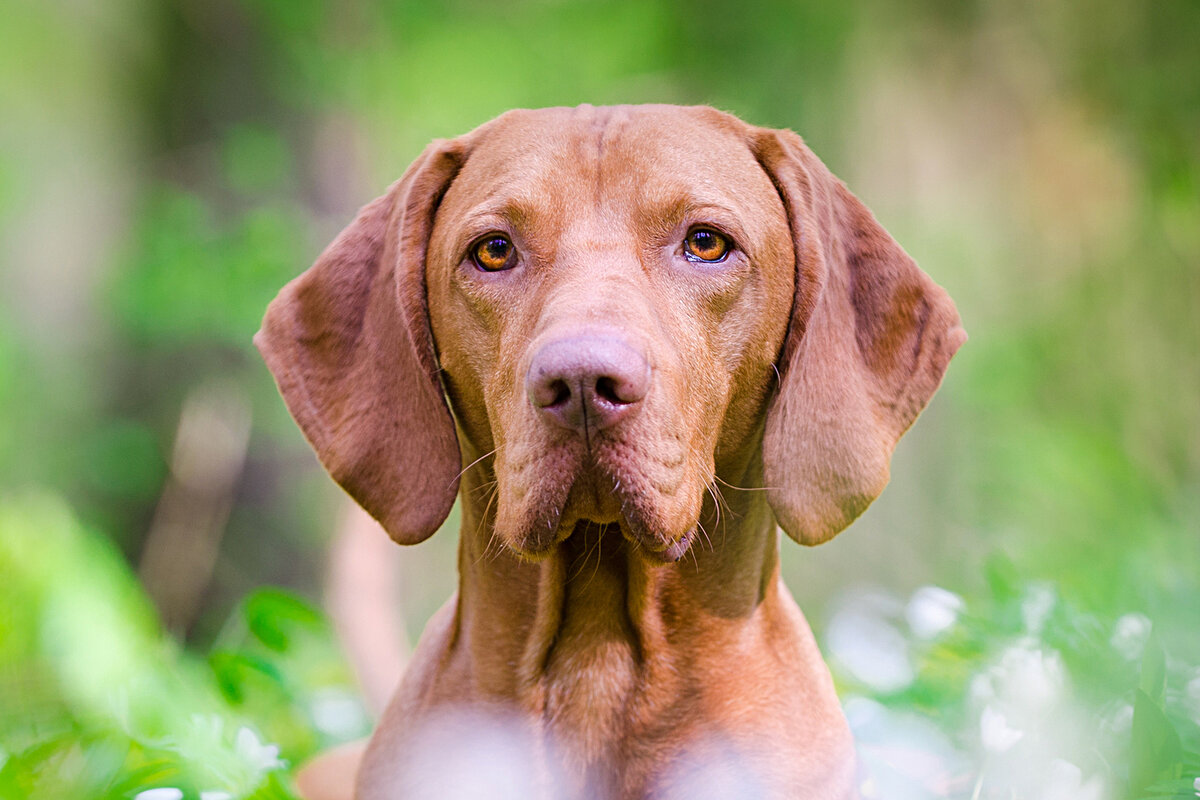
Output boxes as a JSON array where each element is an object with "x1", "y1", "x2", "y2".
[{"x1": 447, "y1": 105, "x2": 774, "y2": 212}]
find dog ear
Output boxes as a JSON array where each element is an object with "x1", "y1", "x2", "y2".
[
  {"x1": 255, "y1": 139, "x2": 472, "y2": 545},
  {"x1": 752, "y1": 129, "x2": 966, "y2": 546}
]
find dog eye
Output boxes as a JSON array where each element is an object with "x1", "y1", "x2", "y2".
[
  {"x1": 471, "y1": 234, "x2": 517, "y2": 271},
  {"x1": 683, "y1": 228, "x2": 731, "y2": 263}
]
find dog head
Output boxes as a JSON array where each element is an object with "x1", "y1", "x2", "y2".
[{"x1": 257, "y1": 105, "x2": 964, "y2": 561}]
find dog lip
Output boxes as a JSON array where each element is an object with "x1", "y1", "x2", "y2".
[
  {"x1": 513, "y1": 506, "x2": 570, "y2": 556},
  {"x1": 504, "y1": 438, "x2": 697, "y2": 560},
  {"x1": 623, "y1": 525, "x2": 696, "y2": 564}
]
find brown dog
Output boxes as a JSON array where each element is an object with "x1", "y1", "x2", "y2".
[{"x1": 257, "y1": 104, "x2": 964, "y2": 800}]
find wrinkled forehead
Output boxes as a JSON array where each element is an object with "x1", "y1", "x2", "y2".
[{"x1": 437, "y1": 106, "x2": 782, "y2": 229}]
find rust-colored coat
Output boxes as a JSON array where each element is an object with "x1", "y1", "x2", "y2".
[{"x1": 257, "y1": 105, "x2": 965, "y2": 800}]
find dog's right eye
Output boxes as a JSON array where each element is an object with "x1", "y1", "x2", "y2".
[
  {"x1": 471, "y1": 234, "x2": 518, "y2": 272},
  {"x1": 683, "y1": 228, "x2": 732, "y2": 263}
]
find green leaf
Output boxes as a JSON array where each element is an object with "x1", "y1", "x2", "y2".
[
  {"x1": 246, "y1": 770, "x2": 304, "y2": 800},
  {"x1": 1129, "y1": 688, "x2": 1183, "y2": 797},
  {"x1": 243, "y1": 590, "x2": 324, "y2": 653},
  {"x1": 209, "y1": 651, "x2": 287, "y2": 704},
  {"x1": 1132, "y1": 775, "x2": 1200, "y2": 799},
  {"x1": 1138, "y1": 633, "x2": 1167, "y2": 702},
  {"x1": 983, "y1": 554, "x2": 1021, "y2": 605}
]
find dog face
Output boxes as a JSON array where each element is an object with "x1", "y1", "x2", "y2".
[
  {"x1": 256, "y1": 104, "x2": 964, "y2": 559},
  {"x1": 425, "y1": 107, "x2": 794, "y2": 560}
]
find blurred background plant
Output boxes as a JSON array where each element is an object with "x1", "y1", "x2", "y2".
[{"x1": 0, "y1": 0, "x2": 1196, "y2": 798}]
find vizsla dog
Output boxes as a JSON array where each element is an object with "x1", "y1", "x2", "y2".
[{"x1": 257, "y1": 104, "x2": 964, "y2": 800}]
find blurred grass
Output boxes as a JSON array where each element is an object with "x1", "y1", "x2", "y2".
[{"x1": 1, "y1": 0, "x2": 1197, "y2": 797}]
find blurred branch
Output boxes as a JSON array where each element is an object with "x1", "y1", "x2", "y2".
[
  {"x1": 327, "y1": 502, "x2": 410, "y2": 715},
  {"x1": 139, "y1": 380, "x2": 251, "y2": 637}
]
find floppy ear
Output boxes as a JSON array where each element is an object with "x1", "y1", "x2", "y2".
[
  {"x1": 255, "y1": 139, "x2": 471, "y2": 545},
  {"x1": 753, "y1": 129, "x2": 966, "y2": 546}
]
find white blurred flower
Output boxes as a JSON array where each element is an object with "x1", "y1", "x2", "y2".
[
  {"x1": 401, "y1": 709, "x2": 556, "y2": 799},
  {"x1": 846, "y1": 696, "x2": 968, "y2": 799},
  {"x1": 980, "y1": 705, "x2": 1024, "y2": 753},
  {"x1": 1021, "y1": 584, "x2": 1056, "y2": 634},
  {"x1": 969, "y1": 640, "x2": 1067, "y2": 741},
  {"x1": 200, "y1": 793, "x2": 232, "y2": 800},
  {"x1": 905, "y1": 586, "x2": 964, "y2": 640},
  {"x1": 310, "y1": 687, "x2": 368, "y2": 739},
  {"x1": 191, "y1": 713, "x2": 224, "y2": 737},
  {"x1": 998, "y1": 643, "x2": 1066, "y2": 711},
  {"x1": 1192, "y1": 775, "x2": 1199, "y2": 796},
  {"x1": 658, "y1": 740, "x2": 769, "y2": 800},
  {"x1": 134, "y1": 790, "x2": 183, "y2": 800},
  {"x1": 1109, "y1": 613, "x2": 1152, "y2": 660},
  {"x1": 826, "y1": 591, "x2": 914, "y2": 693},
  {"x1": 1039, "y1": 759, "x2": 1104, "y2": 800},
  {"x1": 968, "y1": 671, "x2": 996, "y2": 706},
  {"x1": 235, "y1": 726, "x2": 283, "y2": 772},
  {"x1": 1104, "y1": 703, "x2": 1134, "y2": 735}
]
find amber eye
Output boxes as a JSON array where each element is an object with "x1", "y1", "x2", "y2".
[
  {"x1": 471, "y1": 234, "x2": 517, "y2": 271},
  {"x1": 683, "y1": 228, "x2": 731, "y2": 263}
]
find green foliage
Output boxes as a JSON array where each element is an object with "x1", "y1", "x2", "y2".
[
  {"x1": 113, "y1": 188, "x2": 308, "y2": 349},
  {"x1": 829, "y1": 567, "x2": 1200, "y2": 799},
  {"x1": 0, "y1": 495, "x2": 366, "y2": 799},
  {"x1": 1, "y1": 0, "x2": 1198, "y2": 796}
]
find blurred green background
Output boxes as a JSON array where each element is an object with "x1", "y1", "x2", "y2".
[{"x1": 1, "y1": 0, "x2": 1197, "y2": 798}]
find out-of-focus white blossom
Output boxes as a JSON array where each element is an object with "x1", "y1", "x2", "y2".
[
  {"x1": 971, "y1": 641, "x2": 1066, "y2": 723},
  {"x1": 235, "y1": 726, "x2": 283, "y2": 772},
  {"x1": 399, "y1": 708, "x2": 576, "y2": 798},
  {"x1": 905, "y1": 586, "x2": 965, "y2": 640},
  {"x1": 200, "y1": 792, "x2": 232, "y2": 800},
  {"x1": 309, "y1": 686, "x2": 368, "y2": 739},
  {"x1": 847, "y1": 696, "x2": 968, "y2": 800},
  {"x1": 134, "y1": 790, "x2": 183, "y2": 800},
  {"x1": 1021, "y1": 584, "x2": 1056, "y2": 634},
  {"x1": 657, "y1": 739, "x2": 769, "y2": 800},
  {"x1": 1039, "y1": 759, "x2": 1105, "y2": 800},
  {"x1": 1192, "y1": 775, "x2": 1199, "y2": 796},
  {"x1": 1000, "y1": 643, "x2": 1066, "y2": 710},
  {"x1": 1109, "y1": 613, "x2": 1152, "y2": 660},
  {"x1": 980, "y1": 705, "x2": 1024, "y2": 753},
  {"x1": 826, "y1": 591, "x2": 914, "y2": 693},
  {"x1": 1103, "y1": 703, "x2": 1134, "y2": 735}
]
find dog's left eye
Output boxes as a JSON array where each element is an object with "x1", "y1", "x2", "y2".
[
  {"x1": 683, "y1": 228, "x2": 731, "y2": 263},
  {"x1": 471, "y1": 234, "x2": 518, "y2": 271}
]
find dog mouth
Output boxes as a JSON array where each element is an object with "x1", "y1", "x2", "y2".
[{"x1": 497, "y1": 438, "x2": 700, "y2": 564}]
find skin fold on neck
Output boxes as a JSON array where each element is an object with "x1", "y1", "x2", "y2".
[{"x1": 451, "y1": 440, "x2": 784, "y2": 711}]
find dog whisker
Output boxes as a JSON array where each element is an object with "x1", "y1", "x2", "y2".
[
  {"x1": 453, "y1": 445, "x2": 502, "y2": 486},
  {"x1": 713, "y1": 474, "x2": 776, "y2": 493},
  {"x1": 473, "y1": 484, "x2": 504, "y2": 565},
  {"x1": 579, "y1": 522, "x2": 606, "y2": 591}
]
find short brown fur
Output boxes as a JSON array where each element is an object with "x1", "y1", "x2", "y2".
[{"x1": 257, "y1": 105, "x2": 965, "y2": 800}]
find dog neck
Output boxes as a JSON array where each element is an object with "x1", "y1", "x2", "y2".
[{"x1": 450, "y1": 449, "x2": 783, "y2": 709}]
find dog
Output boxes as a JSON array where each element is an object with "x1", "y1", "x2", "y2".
[{"x1": 257, "y1": 104, "x2": 965, "y2": 800}]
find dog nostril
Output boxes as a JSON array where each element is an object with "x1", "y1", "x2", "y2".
[
  {"x1": 594, "y1": 376, "x2": 624, "y2": 405},
  {"x1": 549, "y1": 381, "x2": 573, "y2": 407},
  {"x1": 547, "y1": 379, "x2": 571, "y2": 408}
]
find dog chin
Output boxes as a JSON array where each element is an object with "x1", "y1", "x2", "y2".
[
  {"x1": 499, "y1": 464, "x2": 700, "y2": 564},
  {"x1": 608, "y1": 484, "x2": 700, "y2": 564},
  {"x1": 496, "y1": 438, "x2": 700, "y2": 563}
]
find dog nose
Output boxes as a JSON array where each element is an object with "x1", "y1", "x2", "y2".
[{"x1": 526, "y1": 336, "x2": 650, "y2": 433}]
